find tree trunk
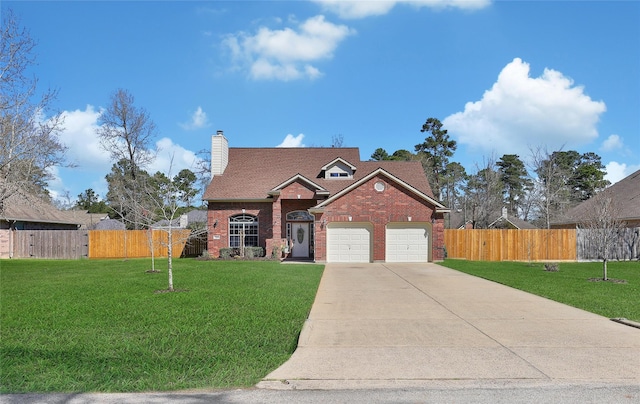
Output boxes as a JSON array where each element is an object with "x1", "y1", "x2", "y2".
[
  {"x1": 602, "y1": 258, "x2": 608, "y2": 281},
  {"x1": 167, "y1": 229, "x2": 174, "y2": 291}
]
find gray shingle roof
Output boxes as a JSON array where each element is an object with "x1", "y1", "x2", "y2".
[
  {"x1": 1, "y1": 194, "x2": 83, "y2": 226},
  {"x1": 553, "y1": 169, "x2": 640, "y2": 225}
]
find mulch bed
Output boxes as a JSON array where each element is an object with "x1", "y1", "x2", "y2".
[
  {"x1": 154, "y1": 288, "x2": 189, "y2": 293},
  {"x1": 588, "y1": 278, "x2": 627, "y2": 284}
]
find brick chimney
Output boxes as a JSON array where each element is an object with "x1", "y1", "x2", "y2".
[{"x1": 211, "y1": 130, "x2": 228, "y2": 177}]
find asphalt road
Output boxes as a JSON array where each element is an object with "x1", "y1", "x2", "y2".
[{"x1": 2, "y1": 383, "x2": 639, "y2": 404}]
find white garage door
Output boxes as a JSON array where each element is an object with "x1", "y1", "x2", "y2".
[
  {"x1": 386, "y1": 224, "x2": 429, "y2": 262},
  {"x1": 327, "y1": 224, "x2": 371, "y2": 263}
]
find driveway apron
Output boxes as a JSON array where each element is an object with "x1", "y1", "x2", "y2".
[{"x1": 259, "y1": 263, "x2": 640, "y2": 389}]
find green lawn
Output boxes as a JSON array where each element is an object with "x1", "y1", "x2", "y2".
[
  {"x1": 0, "y1": 259, "x2": 324, "y2": 393},
  {"x1": 440, "y1": 259, "x2": 640, "y2": 322}
]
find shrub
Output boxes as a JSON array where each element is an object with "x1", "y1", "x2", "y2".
[
  {"x1": 544, "y1": 263, "x2": 559, "y2": 272},
  {"x1": 220, "y1": 248, "x2": 239, "y2": 259},
  {"x1": 271, "y1": 245, "x2": 283, "y2": 260},
  {"x1": 245, "y1": 247, "x2": 264, "y2": 259}
]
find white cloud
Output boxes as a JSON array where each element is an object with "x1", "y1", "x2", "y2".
[
  {"x1": 604, "y1": 161, "x2": 640, "y2": 185},
  {"x1": 313, "y1": 0, "x2": 490, "y2": 19},
  {"x1": 600, "y1": 134, "x2": 623, "y2": 152},
  {"x1": 277, "y1": 134, "x2": 306, "y2": 147},
  {"x1": 59, "y1": 105, "x2": 111, "y2": 173},
  {"x1": 180, "y1": 106, "x2": 210, "y2": 130},
  {"x1": 48, "y1": 105, "x2": 110, "y2": 203},
  {"x1": 443, "y1": 58, "x2": 606, "y2": 157},
  {"x1": 223, "y1": 15, "x2": 354, "y2": 81},
  {"x1": 149, "y1": 137, "x2": 204, "y2": 176},
  {"x1": 50, "y1": 107, "x2": 204, "y2": 202}
]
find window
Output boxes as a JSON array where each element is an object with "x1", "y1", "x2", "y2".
[
  {"x1": 229, "y1": 214, "x2": 258, "y2": 248},
  {"x1": 330, "y1": 172, "x2": 349, "y2": 177},
  {"x1": 286, "y1": 211, "x2": 314, "y2": 221}
]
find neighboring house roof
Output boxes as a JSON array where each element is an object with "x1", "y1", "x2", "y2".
[
  {"x1": 1, "y1": 195, "x2": 83, "y2": 226},
  {"x1": 94, "y1": 218, "x2": 126, "y2": 230},
  {"x1": 447, "y1": 208, "x2": 537, "y2": 229},
  {"x1": 552, "y1": 169, "x2": 640, "y2": 226},
  {"x1": 153, "y1": 209, "x2": 208, "y2": 229},
  {"x1": 59, "y1": 211, "x2": 110, "y2": 229},
  {"x1": 448, "y1": 211, "x2": 472, "y2": 229},
  {"x1": 487, "y1": 209, "x2": 538, "y2": 230},
  {"x1": 203, "y1": 148, "x2": 439, "y2": 204}
]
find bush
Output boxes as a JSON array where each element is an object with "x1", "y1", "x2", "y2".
[
  {"x1": 271, "y1": 245, "x2": 285, "y2": 260},
  {"x1": 544, "y1": 263, "x2": 559, "y2": 272},
  {"x1": 220, "y1": 247, "x2": 264, "y2": 259},
  {"x1": 244, "y1": 247, "x2": 264, "y2": 259},
  {"x1": 220, "y1": 248, "x2": 239, "y2": 259}
]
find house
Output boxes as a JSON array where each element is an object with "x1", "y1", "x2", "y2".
[
  {"x1": 203, "y1": 131, "x2": 449, "y2": 263},
  {"x1": 551, "y1": 169, "x2": 640, "y2": 229},
  {"x1": 94, "y1": 218, "x2": 126, "y2": 230},
  {"x1": 487, "y1": 207, "x2": 538, "y2": 229},
  {"x1": 447, "y1": 210, "x2": 474, "y2": 229},
  {"x1": 0, "y1": 195, "x2": 84, "y2": 230},
  {"x1": 152, "y1": 209, "x2": 207, "y2": 229},
  {"x1": 0, "y1": 195, "x2": 99, "y2": 259},
  {"x1": 447, "y1": 207, "x2": 537, "y2": 230}
]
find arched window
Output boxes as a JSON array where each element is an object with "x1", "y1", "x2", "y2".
[
  {"x1": 286, "y1": 211, "x2": 314, "y2": 221},
  {"x1": 229, "y1": 214, "x2": 258, "y2": 248}
]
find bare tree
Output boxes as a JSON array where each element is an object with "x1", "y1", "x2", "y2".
[
  {"x1": 98, "y1": 89, "x2": 157, "y2": 228},
  {"x1": 142, "y1": 162, "x2": 206, "y2": 291},
  {"x1": 193, "y1": 148, "x2": 211, "y2": 202},
  {"x1": 464, "y1": 156, "x2": 503, "y2": 228},
  {"x1": 0, "y1": 9, "x2": 67, "y2": 213},
  {"x1": 331, "y1": 134, "x2": 344, "y2": 148},
  {"x1": 529, "y1": 146, "x2": 568, "y2": 229},
  {"x1": 111, "y1": 158, "x2": 206, "y2": 291},
  {"x1": 97, "y1": 88, "x2": 156, "y2": 180},
  {"x1": 579, "y1": 193, "x2": 625, "y2": 281}
]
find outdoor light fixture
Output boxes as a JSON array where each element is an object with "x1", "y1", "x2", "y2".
[{"x1": 213, "y1": 219, "x2": 218, "y2": 228}]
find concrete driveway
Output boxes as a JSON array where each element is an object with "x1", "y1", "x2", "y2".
[{"x1": 258, "y1": 263, "x2": 640, "y2": 390}]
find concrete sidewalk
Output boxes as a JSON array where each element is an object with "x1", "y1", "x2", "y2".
[{"x1": 258, "y1": 263, "x2": 640, "y2": 390}]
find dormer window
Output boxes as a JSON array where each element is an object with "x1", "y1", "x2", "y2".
[
  {"x1": 330, "y1": 172, "x2": 349, "y2": 178},
  {"x1": 322, "y1": 158, "x2": 356, "y2": 179}
]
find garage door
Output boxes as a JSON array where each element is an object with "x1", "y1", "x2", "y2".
[
  {"x1": 327, "y1": 224, "x2": 371, "y2": 263},
  {"x1": 386, "y1": 224, "x2": 429, "y2": 262}
]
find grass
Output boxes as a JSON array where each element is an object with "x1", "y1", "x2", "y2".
[
  {"x1": 0, "y1": 258, "x2": 324, "y2": 393},
  {"x1": 440, "y1": 259, "x2": 640, "y2": 322}
]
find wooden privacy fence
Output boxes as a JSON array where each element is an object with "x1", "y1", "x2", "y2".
[
  {"x1": 444, "y1": 229, "x2": 577, "y2": 261},
  {"x1": 2, "y1": 229, "x2": 199, "y2": 259},
  {"x1": 12, "y1": 230, "x2": 89, "y2": 259},
  {"x1": 89, "y1": 229, "x2": 192, "y2": 259},
  {"x1": 577, "y1": 227, "x2": 640, "y2": 261}
]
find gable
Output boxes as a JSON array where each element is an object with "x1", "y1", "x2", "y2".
[
  {"x1": 312, "y1": 168, "x2": 447, "y2": 211},
  {"x1": 269, "y1": 174, "x2": 329, "y2": 197},
  {"x1": 321, "y1": 158, "x2": 357, "y2": 179}
]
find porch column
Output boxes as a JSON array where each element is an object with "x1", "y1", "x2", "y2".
[{"x1": 272, "y1": 195, "x2": 282, "y2": 239}]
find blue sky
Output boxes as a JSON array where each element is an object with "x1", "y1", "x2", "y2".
[{"x1": 5, "y1": 0, "x2": 640, "y2": 204}]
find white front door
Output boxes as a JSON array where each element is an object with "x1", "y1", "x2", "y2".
[{"x1": 292, "y1": 223, "x2": 309, "y2": 258}]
